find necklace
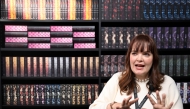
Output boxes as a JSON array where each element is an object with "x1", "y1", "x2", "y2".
[{"x1": 135, "y1": 77, "x2": 149, "y2": 82}]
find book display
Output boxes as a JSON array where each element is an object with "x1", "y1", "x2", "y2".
[{"x1": 0, "y1": 0, "x2": 190, "y2": 109}]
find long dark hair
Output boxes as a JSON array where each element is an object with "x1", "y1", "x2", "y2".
[{"x1": 119, "y1": 34, "x2": 164, "y2": 95}]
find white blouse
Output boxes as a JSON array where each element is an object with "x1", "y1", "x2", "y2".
[{"x1": 89, "y1": 72, "x2": 183, "y2": 109}]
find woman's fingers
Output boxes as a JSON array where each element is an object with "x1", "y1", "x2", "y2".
[
  {"x1": 121, "y1": 98, "x2": 126, "y2": 107},
  {"x1": 122, "y1": 96, "x2": 131, "y2": 107},
  {"x1": 121, "y1": 96, "x2": 138, "y2": 108},
  {"x1": 128, "y1": 98, "x2": 139, "y2": 106},
  {"x1": 166, "y1": 102, "x2": 173, "y2": 109},
  {"x1": 156, "y1": 91, "x2": 161, "y2": 104},
  {"x1": 147, "y1": 94, "x2": 156, "y2": 105},
  {"x1": 161, "y1": 93, "x2": 166, "y2": 106}
]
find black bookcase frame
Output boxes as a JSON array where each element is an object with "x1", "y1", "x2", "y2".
[{"x1": 0, "y1": 0, "x2": 190, "y2": 109}]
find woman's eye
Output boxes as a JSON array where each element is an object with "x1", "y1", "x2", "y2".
[
  {"x1": 144, "y1": 53, "x2": 150, "y2": 56},
  {"x1": 132, "y1": 52, "x2": 136, "y2": 55}
]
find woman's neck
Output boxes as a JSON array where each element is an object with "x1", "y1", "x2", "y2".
[
  {"x1": 135, "y1": 77, "x2": 149, "y2": 82},
  {"x1": 135, "y1": 75, "x2": 149, "y2": 82}
]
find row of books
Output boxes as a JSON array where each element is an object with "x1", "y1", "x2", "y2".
[
  {"x1": 5, "y1": 25, "x2": 96, "y2": 48},
  {"x1": 100, "y1": 55, "x2": 190, "y2": 77},
  {"x1": 5, "y1": 31, "x2": 95, "y2": 38},
  {"x1": 5, "y1": 37, "x2": 95, "y2": 43},
  {"x1": 1, "y1": 0, "x2": 99, "y2": 20},
  {"x1": 5, "y1": 25, "x2": 95, "y2": 31},
  {"x1": 101, "y1": 82, "x2": 190, "y2": 104},
  {"x1": 101, "y1": 27, "x2": 190, "y2": 49},
  {"x1": 5, "y1": 42, "x2": 96, "y2": 48},
  {"x1": 159, "y1": 55, "x2": 190, "y2": 76},
  {"x1": 3, "y1": 57, "x2": 99, "y2": 77},
  {"x1": 102, "y1": 0, "x2": 190, "y2": 20},
  {"x1": 3, "y1": 84, "x2": 98, "y2": 105},
  {"x1": 176, "y1": 82, "x2": 190, "y2": 103}
]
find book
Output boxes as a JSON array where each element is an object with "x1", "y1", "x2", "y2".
[
  {"x1": 50, "y1": 26, "x2": 72, "y2": 31},
  {"x1": 164, "y1": 27, "x2": 169, "y2": 49},
  {"x1": 150, "y1": 0, "x2": 156, "y2": 20},
  {"x1": 180, "y1": 0, "x2": 186, "y2": 20},
  {"x1": 179, "y1": 27, "x2": 185, "y2": 48},
  {"x1": 168, "y1": 0, "x2": 174, "y2": 20},
  {"x1": 5, "y1": 25, "x2": 27, "y2": 31},
  {"x1": 119, "y1": 27, "x2": 124, "y2": 49},
  {"x1": 6, "y1": 37, "x2": 27, "y2": 43},
  {"x1": 5, "y1": 32, "x2": 27, "y2": 37},
  {"x1": 172, "y1": 27, "x2": 177, "y2": 49},
  {"x1": 72, "y1": 26, "x2": 95, "y2": 31},
  {"x1": 50, "y1": 32, "x2": 72, "y2": 37},
  {"x1": 28, "y1": 38, "x2": 50, "y2": 43},
  {"x1": 28, "y1": 32, "x2": 50, "y2": 37},
  {"x1": 174, "y1": 0, "x2": 180, "y2": 20},
  {"x1": 5, "y1": 43, "x2": 28, "y2": 48},
  {"x1": 28, "y1": 43, "x2": 50, "y2": 49},
  {"x1": 50, "y1": 43, "x2": 73, "y2": 48},
  {"x1": 51, "y1": 38, "x2": 73, "y2": 43},
  {"x1": 73, "y1": 32, "x2": 95, "y2": 37},
  {"x1": 155, "y1": 0, "x2": 161, "y2": 20},
  {"x1": 74, "y1": 43, "x2": 96, "y2": 48},
  {"x1": 156, "y1": 27, "x2": 161, "y2": 49},
  {"x1": 27, "y1": 26, "x2": 50, "y2": 31},
  {"x1": 143, "y1": 0, "x2": 150, "y2": 20},
  {"x1": 161, "y1": 0, "x2": 167, "y2": 20},
  {"x1": 186, "y1": 0, "x2": 190, "y2": 20}
]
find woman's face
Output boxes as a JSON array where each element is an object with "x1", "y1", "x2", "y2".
[{"x1": 130, "y1": 45, "x2": 153, "y2": 79}]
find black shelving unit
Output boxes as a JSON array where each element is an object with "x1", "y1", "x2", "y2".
[
  {"x1": 2, "y1": 105, "x2": 90, "y2": 109},
  {"x1": 0, "y1": 0, "x2": 190, "y2": 109},
  {"x1": 1, "y1": 77, "x2": 99, "y2": 84}
]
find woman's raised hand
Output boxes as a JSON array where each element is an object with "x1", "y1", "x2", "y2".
[
  {"x1": 147, "y1": 91, "x2": 173, "y2": 109},
  {"x1": 112, "y1": 95, "x2": 138, "y2": 109}
]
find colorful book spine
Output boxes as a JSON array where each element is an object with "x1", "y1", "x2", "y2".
[
  {"x1": 53, "y1": 0, "x2": 60, "y2": 20},
  {"x1": 38, "y1": 0, "x2": 46, "y2": 20},
  {"x1": 74, "y1": 43, "x2": 96, "y2": 48}
]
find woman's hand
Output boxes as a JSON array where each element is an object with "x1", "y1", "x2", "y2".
[
  {"x1": 112, "y1": 95, "x2": 138, "y2": 109},
  {"x1": 147, "y1": 91, "x2": 173, "y2": 109}
]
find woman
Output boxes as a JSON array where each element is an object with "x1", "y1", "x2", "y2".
[{"x1": 89, "y1": 34, "x2": 183, "y2": 109}]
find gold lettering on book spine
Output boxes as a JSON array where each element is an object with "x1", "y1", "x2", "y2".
[
  {"x1": 72, "y1": 85, "x2": 76, "y2": 105},
  {"x1": 13, "y1": 57, "x2": 17, "y2": 77},
  {"x1": 77, "y1": 84, "x2": 80, "y2": 105},
  {"x1": 20, "y1": 57, "x2": 24, "y2": 77},
  {"x1": 13, "y1": 84, "x2": 17, "y2": 105},
  {"x1": 6, "y1": 57, "x2": 10, "y2": 77},
  {"x1": 81, "y1": 84, "x2": 85, "y2": 104}
]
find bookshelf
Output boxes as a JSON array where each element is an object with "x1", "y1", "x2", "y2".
[{"x1": 0, "y1": 0, "x2": 190, "y2": 109}]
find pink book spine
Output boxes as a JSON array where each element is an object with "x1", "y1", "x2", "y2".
[
  {"x1": 50, "y1": 26, "x2": 72, "y2": 31},
  {"x1": 51, "y1": 38, "x2": 73, "y2": 43},
  {"x1": 74, "y1": 43, "x2": 96, "y2": 48},
  {"x1": 28, "y1": 32, "x2": 50, "y2": 37},
  {"x1": 5, "y1": 37, "x2": 28, "y2": 43},
  {"x1": 5, "y1": 25, "x2": 27, "y2": 31},
  {"x1": 28, "y1": 43, "x2": 50, "y2": 48},
  {"x1": 73, "y1": 32, "x2": 95, "y2": 37}
]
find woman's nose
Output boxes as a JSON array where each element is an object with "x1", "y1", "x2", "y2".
[{"x1": 136, "y1": 54, "x2": 143, "y2": 61}]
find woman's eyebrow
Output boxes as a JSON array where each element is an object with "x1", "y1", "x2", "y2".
[
  {"x1": 143, "y1": 51, "x2": 151, "y2": 53},
  {"x1": 131, "y1": 50, "x2": 137, "y2": 52}
]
